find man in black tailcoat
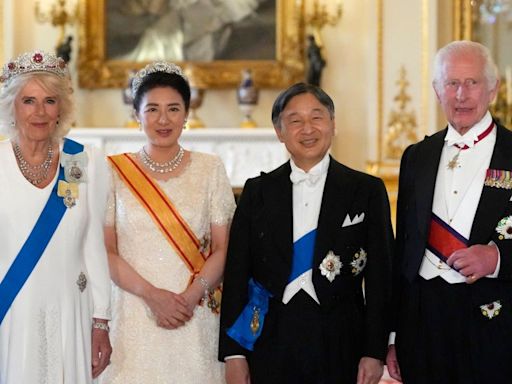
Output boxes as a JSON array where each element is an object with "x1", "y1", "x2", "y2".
[
  {"x1": 219, "y1": 82, "x2": 393, "y2": 384},
  {"x1": 386, "y1": 40, "x2": 512, "y2": 384}
]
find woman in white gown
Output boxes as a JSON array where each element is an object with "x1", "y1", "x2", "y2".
[
  {"x1": 0, "y1": 50, "x2": 112, "y2": 384},
  {"x1": 99, "y1": 61, "x2": 235, "y2": 383}
]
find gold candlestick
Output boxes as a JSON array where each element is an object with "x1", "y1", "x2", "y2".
[
  {"x1": 304, "y1": 0, "x2": 342, "y2": 48},
  {"x1": 35, "y1": 0, "x2": 78, "y2": 48}
]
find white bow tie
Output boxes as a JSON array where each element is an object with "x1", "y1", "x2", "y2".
[
  {"x1": 447, "y1": 137, "x2": 477, "y2": 149},
  {"x1": 290, "y1": 170, "x2": 322, "y2": 186}
]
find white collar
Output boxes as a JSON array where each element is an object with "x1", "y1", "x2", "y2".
[{"x1": 445, "y1": 111, "x2": 493, "y2": 148}]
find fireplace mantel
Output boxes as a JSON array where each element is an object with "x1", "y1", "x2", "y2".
[{"x1": 68, "y1": 128, "x2": 288, "y2": 188}]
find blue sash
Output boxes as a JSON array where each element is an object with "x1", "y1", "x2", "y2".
[
  {"x1": 0, "y1": 139, "x2": 84, "y2": 324},
  {"x1": 227, "y1": 278, "x2": 273, "y2": 351},
  {"x1": 288, "y1": 229, "x2": 317, "y2": 282}
]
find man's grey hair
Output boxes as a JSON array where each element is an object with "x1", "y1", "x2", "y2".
[{"x1": 432, "y1": 40, "x2": 498, "y2": 92}]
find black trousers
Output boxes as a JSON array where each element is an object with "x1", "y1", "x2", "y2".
[
  {"x1": 396, "y1": 276, "x2": 512, "y2": 384},
  {"x1": 248, "y1": 290, "x2": 360, "y2": 384}
]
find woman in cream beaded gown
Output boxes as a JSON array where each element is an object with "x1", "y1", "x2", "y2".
[{"x1": 99, "y1": 61, "x2": 235, "y2": 384}]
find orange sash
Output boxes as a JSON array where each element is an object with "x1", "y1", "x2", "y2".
[{"x1": 108, "y1": 153, "x2": 207, "y2": 281}]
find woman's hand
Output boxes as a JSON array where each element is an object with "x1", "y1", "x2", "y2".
[
  {"x1": 91, "y1": 319, "x2": 112, "y2": 378},
  {"x1": 143, "y1": 286, "x2": 193, "y2": 329},
  {"x1": 179, "y1": 281, "x2": 204, "y2": 314}
]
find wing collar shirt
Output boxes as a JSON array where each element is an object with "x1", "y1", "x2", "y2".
[
  {"x1": 419, "y1": 111, "x2": 500, "y2": 283},
  {"x1": 282, "y1": 152, "x2": 330, "y2": 304}
]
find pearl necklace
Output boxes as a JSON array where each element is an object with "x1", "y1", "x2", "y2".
[
  {"x1": 139, "y1": 146, "x2": 185, "y2": 173},
  {"x1": 13, "y1": 141, "x2": 54, "y2": 186}
]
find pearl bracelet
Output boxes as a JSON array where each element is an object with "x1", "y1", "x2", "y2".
[{"x1": 92, "y1": 322, "x2": 110, "y2": 332}]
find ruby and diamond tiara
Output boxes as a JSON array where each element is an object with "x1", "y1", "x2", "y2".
[
  {"x1": 131, "y1": 61, "x2": 187, "y2": 97},
  {"x1": 0, "y1": 50, "x2": 69, "y2": 86}
]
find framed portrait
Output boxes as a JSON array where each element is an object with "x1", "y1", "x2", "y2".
[{"x1": 77, "y1": 0, "x2": 306, "y2": 89}]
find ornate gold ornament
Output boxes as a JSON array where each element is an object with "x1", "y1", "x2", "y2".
[
  {"x1": 384, "y1": 66, "x2": 418, "y2": 160},
  {"x1": 303, "y1": 0, "x2": 342, "y2": 48},
  {"x1": 35, "y1": 0, "x2": 79, "y2": 48}
]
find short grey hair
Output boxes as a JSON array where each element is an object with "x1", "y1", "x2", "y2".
[
  {"x1": 432, "y1": 40, "x2": 498, "y2": 92},
  {"x1": 0, "y1": 72, "x2": 74, "y2": 138}
]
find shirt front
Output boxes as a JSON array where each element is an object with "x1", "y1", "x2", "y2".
[
  {"x1": 282, "y1": 153, "x2": 330, "y2": 304},
  {"x1": 419, "y1": 112, "x2": 496, "y2": 283}
]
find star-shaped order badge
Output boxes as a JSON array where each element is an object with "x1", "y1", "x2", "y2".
[
  {"x1": 495, "y1": 216, "x2": 512, "y2": 240},
  {"x1": 350, "y1": 248, "x2": 367, "y2": 276},
  {"x1": 319, "y1": 251, "x2": 343, "y2": 282},
  {"x1": 480, "y1": 300, "x2": 502, "y2": 320}
]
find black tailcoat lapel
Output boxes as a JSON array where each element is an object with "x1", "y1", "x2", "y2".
[
  {"x1": 413, "y1": 130, "x2": 446, "y2": 240},
  {"x1": 470, "y1": 125, "x2": 512, "y2": 244},
  {"x1": 313, "y1": 158, "x2": 357, "y2": 269},
  {"x1": 261, "y1": 162, "x2": 293, "y2": 266}
]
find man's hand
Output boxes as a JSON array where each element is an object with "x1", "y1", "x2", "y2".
[
  {"x1": 446, "y1": 244, "x2": 498, "y2": 283},
  {"x1": 91, "y1": 320, "x2": 112, "y2": 378},
  {"x1": 225, "y1": 358, "x2": 251, "y2": 384},
  {"x1": 385, "y1": 345, "x2": 402, "y2": 382},
  {"x1": 357, "y1": 356, "x2": 384, "y2": 384}
]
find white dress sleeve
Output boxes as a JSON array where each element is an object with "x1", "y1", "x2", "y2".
[
  {"x1": 83, "y1": 146, "x2": 112, "y2": 320},
  {"x1": 209, "y1": 155, "x2": 236, "y2": 226}
]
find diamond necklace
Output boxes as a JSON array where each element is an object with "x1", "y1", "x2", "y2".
[
  {"x1": 13, "y1": 141, "x2": 54, "y2": 186},
  {"x1": 138, "y1": 146, "x2": 185, "y2": 173}
]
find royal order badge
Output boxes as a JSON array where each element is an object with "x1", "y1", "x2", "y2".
[
  {"x1": 319, "y1": 251, "x2": 342, "y2": 282},
  {"x1": 57, "y1": 180, "x2": 78, "y2": 208},
  {"x1": 480, "y1": 300, "x2": 502, "y2": 319},
  {"x1": 350, "y1": 248, "x2": 368, "y2": 276},
  {"x1": 496, "y1": 216, "x2": 512, "y2": 240},
  {"x1": 61, "y1": 152, "x2": 88, "y2": 183}
]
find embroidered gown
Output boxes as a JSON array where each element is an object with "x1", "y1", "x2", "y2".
[
  {"x1": 0, "y1": 140, "x2": 111, "y2": 384},
  {"x1": 100, "y1": 152, "x2": 236, "y2": 384}
]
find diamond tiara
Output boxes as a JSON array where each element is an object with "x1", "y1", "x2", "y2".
[
  {"x1": 131, "y1": 61, "x2": 187, "y2": 98},
  {"x1": 0, "y1": 50, "x2": 69, "y2": 86}
]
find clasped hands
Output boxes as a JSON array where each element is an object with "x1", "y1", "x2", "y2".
[
  {"x1": 143, "y1": 286, "x2": 200, "y2": 329},
  {"x1": 446, "y1": 244, "x2": 499, "y2": 284}
]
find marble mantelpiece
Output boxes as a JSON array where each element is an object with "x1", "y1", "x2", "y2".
[{"x1": 68, "y1": 128, "x2": 288, "y2": 188}]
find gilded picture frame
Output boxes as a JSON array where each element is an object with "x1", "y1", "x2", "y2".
[
  {"x1": 453, "y1": 0, "x2": 472, "y2": 40},
  {"x1": 77, "y1": 0, "x2": 305, "y2": 89}
]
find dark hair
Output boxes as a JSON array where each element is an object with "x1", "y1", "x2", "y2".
[
  {"x1": 271, "y1": 82, "x2": 335, "y2": 129},
  {"x1": 133, "y1": 71, "x2": 191, "y2": 112}
]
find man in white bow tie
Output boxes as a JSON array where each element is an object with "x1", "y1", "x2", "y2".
[
  {"x1": 387, "y1": 40, "x2": 512, "y2": 384},
  {"x1": 220, "y1": 82, "x2": 394, "y2": 384}
]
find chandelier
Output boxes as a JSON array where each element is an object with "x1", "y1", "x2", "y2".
[{"x1": 477, "y1": 0, "x2": 512, "y2": 24}]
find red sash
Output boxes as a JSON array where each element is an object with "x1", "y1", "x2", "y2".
[{"x1": 426, "y1": 213, "x2": 468, "y2": 263}]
